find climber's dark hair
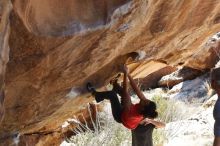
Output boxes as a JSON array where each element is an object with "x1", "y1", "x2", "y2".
[{"x1": 141, "y1": 101, "x2": 158, "y2": 119}]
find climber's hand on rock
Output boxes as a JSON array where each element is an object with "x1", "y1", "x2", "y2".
[{"x1": 122, "y1": 64, "x2": 129, "y2": 74}]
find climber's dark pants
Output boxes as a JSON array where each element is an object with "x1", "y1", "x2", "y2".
[{"x1": 94, "y1": 83, "x2": 123, "y2": 123}]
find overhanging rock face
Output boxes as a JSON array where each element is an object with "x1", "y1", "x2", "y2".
[
  {"x1": 13, "y1": 0, "x2": 130, "y2": 36},
  {"x1": 1, "y1": 0, "x2": 220, "y2": 145}
]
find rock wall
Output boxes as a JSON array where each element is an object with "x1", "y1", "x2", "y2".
[
  {"x1": 0, "y1": 0, "x2": 220, "y2": 145},
  {"x1": 13, "y1": 0, "x2": 130, "y2": 36},
  {"x1": 0, "y1": 0, "x2": 12, "y2": 122}
]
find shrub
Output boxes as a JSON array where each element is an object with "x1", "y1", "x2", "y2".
[
  {"x1": 66, "y1": 94, "x2": 189, "y2": 146},
  {"x1": 66, "y1": 102, "x2": 131, "y2": 146},
  {"x1": 152, "y1": 94, "x2": 190, "y2": 146}
]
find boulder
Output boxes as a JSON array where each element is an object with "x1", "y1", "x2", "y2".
[
  {"x1": 168, "y1": 74, "x2": 210, "y2": 102},
  {"x1": 1, "y1": 0, "x2": 220, "y2": 145},
  {"x1": 140, "y1": 66, "x2": 177, "y2": 89},
  {"x1": 158, "y1": 67, "x2": 203, "y2": 88}
]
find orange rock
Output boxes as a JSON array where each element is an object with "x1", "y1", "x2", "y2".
[{"x1": 1, "y1": 0, "x2": 220, "y2": 145}]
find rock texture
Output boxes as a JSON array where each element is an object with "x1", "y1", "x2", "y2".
[
  {"x1": 13, "y1": 0, "x2": 130, "y2": 36},
  {"x1": 127, "y1": 60, "x2": 177, "y2": 89},
  {"x1": 140, "y1": 66, "x2": 177, "y2": 89},
  {"x1": 0, "y1": 0, "x2": 12, "y2": 122},
  {"x1": 167, "y1": 74, "x2": 210, "y2": 102},
  {"x1": 158, "y1": 67, "x2": 203, "y2": 88},
  {"x1": 1, "y1": 0, "x2": 220, "y2": 145}
]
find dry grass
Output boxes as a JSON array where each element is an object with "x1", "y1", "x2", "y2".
[
  {"x1": 65, "y1": 93, "x2": 190, "y2": 146},
  {"x1": 66, "y1": 102, "x2": 131, "y2": 146}
]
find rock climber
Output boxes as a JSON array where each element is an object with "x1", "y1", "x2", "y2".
[{"x1": 87, "y1": 65, "x2": 165, "y2": 146}]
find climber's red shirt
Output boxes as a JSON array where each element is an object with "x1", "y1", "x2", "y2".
[{"x1": 121, "y1": 103, "x2": 143, "y2": 129}]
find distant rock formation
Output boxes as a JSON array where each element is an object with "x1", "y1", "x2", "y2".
[{"x1": 158, "y1": 67, "x2": 203, "y2": 88}]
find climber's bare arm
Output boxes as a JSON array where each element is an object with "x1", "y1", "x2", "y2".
[
  {"x1": 140, "y1": 118, "x2": 166, "y2": 128},
  {"x1": 124, "y1": 65, "x2": 150, "y2": 103},
  {"x1": 122, "y1": 67, "x2": 132, "y2": 111}
]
